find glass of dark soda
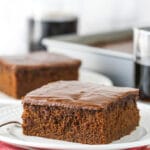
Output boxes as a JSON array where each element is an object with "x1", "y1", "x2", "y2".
[{"x1": 134, "y1": 27, "x2": 150, "y2": 101}]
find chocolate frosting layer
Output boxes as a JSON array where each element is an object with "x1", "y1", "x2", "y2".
[
  {"x1": 23, "y1": 81, "x2": 139, "y2": 110},
  {"x1": 0, "y1": 52, "x2": 81, "y2": 70}
]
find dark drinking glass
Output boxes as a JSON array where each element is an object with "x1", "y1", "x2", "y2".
[
  {"x1": 28, "y1": 14, "x2": 78, "y2": 51},
  {"x1": 134, "y1": 27, "x2": 150, "y2": 101}
]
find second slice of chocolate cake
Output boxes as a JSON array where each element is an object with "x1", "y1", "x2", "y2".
[
  {"x1": 0, "y1": 52, "x2": 81, "y2": 98},
  {"x1": 22, "y1": 81, "x2": 140, "y2": 144}
]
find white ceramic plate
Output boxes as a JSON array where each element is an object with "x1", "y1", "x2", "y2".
[
  {"x1": 0, "y1": 69, "x2": 113, "y2": 105},
  {"x1": 0, "y1": 103, "x2": 149, "y2": 150}
]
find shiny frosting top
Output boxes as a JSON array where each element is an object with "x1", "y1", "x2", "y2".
[
  {"x1": 23, "y1": 81, "x2": 139, "y2": 110},
  {"x1": 0, "y1": 52, "x2": 81, "y2": 69}
]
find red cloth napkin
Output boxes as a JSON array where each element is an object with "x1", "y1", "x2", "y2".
[
  {"x1": 126, "y1": 146, "x2": 150, "y2": 150},
  {"x1": 0, "y1": 142, "x2": 27, "y2": 150},
  {"x1": 0, "y1": 142, "x2": 149, "y2": 150}
]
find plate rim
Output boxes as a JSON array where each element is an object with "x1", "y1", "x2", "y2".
[{"x1": 79, "y1": 69, "x2": 113, "y2": 86}]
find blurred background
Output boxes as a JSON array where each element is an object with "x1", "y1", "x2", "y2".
[{"x1": 0, "y1": 0, "x2": 150, "y2": 55}]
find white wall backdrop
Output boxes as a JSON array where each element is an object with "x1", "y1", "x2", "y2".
[{"x1": 0, "y1": 0, "x2": 150, "y2": 55}]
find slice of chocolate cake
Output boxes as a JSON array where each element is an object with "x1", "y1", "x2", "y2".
[
  {"x1": 0, "y1": 52, "x2": 81, "y2": 98},
  {"x1": 22, "y1": 81, "x2": 140, "y2": 144}
]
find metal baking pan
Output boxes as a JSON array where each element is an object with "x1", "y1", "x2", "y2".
[{"x1": 43, "y1": 29, "x2": 134, "y2": 87}]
